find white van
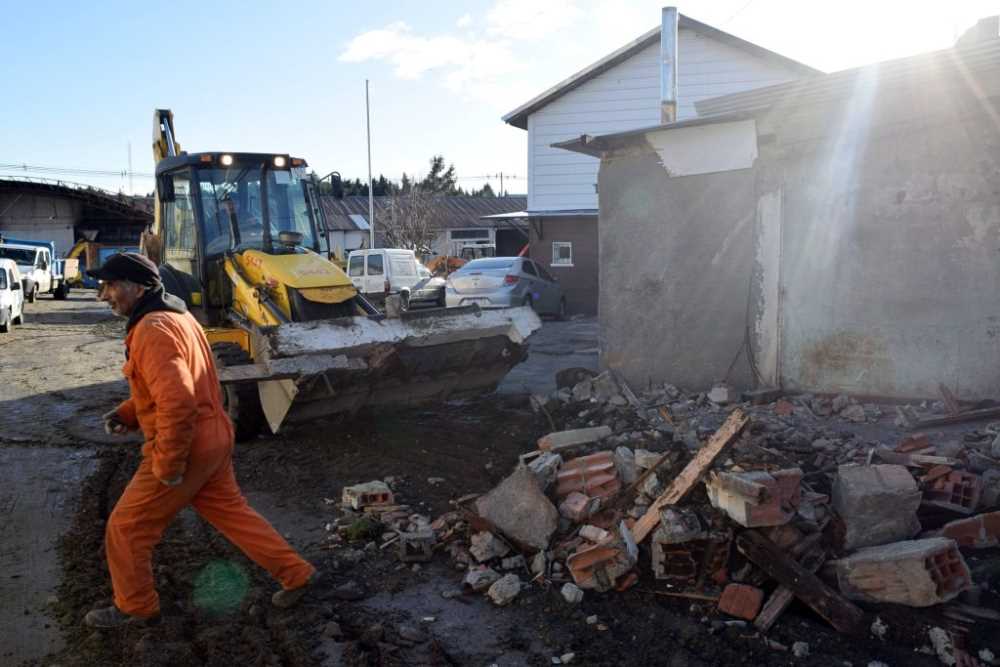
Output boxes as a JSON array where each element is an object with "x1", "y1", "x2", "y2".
[
  {"x1": 347, "y1": 248, "x2": 425, "y2": 306},
  {"x1": 0, "y1": 259, "x2": 25, "y2": 333}
]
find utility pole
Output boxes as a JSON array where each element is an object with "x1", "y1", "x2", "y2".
[
  {"x1": 499, "y1": 172, "x2": 504, "y2": 197},
  {"x1": 365, "y1": 79, "x2": 375, "y2": 249}
]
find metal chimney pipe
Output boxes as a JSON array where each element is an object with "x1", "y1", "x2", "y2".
[{"x1": 660, "y1": 6, "x2": 678, "y2": 124}]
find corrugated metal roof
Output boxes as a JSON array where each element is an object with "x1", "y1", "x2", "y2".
[
  {"x1": 502, "y1": 14, "x2": 821, "y2": 130},
  {"x1": 695, "y1": 40, "x2": 1000, "y2": 117},
  {"x1": 318, "y1": 195, "x2": 528, "y2": 232}
]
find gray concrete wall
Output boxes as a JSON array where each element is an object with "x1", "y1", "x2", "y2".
[
  {"x1": 598, "y1": 145, "x2": 756, "y2": 390},
  {"x1": 762, "y1": 84, "x2": 1000, "y2": 399},
  {"x1": 0, "y1": 194, "x2": 79, "y2": 254},
  {"x1": 595, "y1": 68, "x2": 1000, "y2": 399}
]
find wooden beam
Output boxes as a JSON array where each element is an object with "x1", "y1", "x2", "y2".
[
  {"x1": 754, "y1": 544, "x2": 826, "y2": 632},
  {"x1": 905, "y1": 405, "x2": 1000, "y2": 430},
  {"x1": 737, "y1": 530, "x2": 863, "y2": 634},
  {"x1": 632, "y1": 409, "x2": 750, "y2": 542}
]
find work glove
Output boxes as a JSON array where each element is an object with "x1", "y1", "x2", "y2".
[
  {"x1": 160, "y1": 475, "x2": 183, "y2": 487},
  {"x1": 102, "y1": 409, "x2": 128, "y2": 435}
]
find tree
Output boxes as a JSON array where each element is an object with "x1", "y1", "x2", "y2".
[
  {"x1": 419, "y1": 155, "x2": 457, "y2": 194},
  {"x1": 381, "y1": 187, "x2": 438, "y2": 253}
]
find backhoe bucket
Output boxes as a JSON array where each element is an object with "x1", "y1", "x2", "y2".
[{"x1": 217, "y1": 305, "x2": 543, "y2": 433}]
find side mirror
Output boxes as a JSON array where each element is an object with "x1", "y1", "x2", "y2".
[{"x1": 11, "y1": 282, "x2": 20, "y2": 291}]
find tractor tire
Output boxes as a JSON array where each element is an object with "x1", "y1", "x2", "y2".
[
  {"x1": 212, "y1": 342, "x2": 266, "y2": 442},
  {"x1": 54, "y1": 283, "x2": 69, "y2": 300}
]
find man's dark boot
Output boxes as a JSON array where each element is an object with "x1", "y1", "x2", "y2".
[
  {"x1": 84, "y1": 605, "x2": 157, "y2": 628},
  {"x1": 272, "y1": 571, "x2": 320, "y2": 609}
]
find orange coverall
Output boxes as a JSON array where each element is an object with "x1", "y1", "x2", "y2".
[{"x1": 108, "y1": 309, "x2": 314, "y2": 618}]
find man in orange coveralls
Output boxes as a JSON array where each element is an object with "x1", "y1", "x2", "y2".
[{"x1": 83, "y1": 253, "x2": 317, "y2": 628}]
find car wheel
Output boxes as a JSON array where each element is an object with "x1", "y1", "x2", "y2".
[
  {"x1": 54, "y1": 283, "x2": 69, "y2": 300},
  {"x1": 0, "y1": 308, "x2": 9, "y2": 333},
  {"x1": 26, "y1": 284, "x2": 37, "y2": 304},
  {"x1": 436, "y1": 292, "x2": 446, "y2": 308},
  {"x1": 13, "y1": 308, "x2": 23, "y2": 325}
]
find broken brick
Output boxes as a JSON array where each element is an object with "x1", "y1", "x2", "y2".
[
  {"x1": 897, "y1": 433, "x2": 930, "y2": 453},
  {"x1": 566, "y1": 524, "x2": 638, "y2": 592},
  {"x1": 556, "y1": 450, "x2": 621, "y2": 502},
  {"x1": 559, "y1": 491, "x2": 598, "y2": 523},
  {"x1": 835, "y1": 538, "x2": 971, "y2": 607},
  {"x1": 933, "y1": 512, "x2": 1000, "y2": 549},
  {"x1": 774, "y1": 400, "x2": 795, "y2": 416},
  {"x1": 718, "y1": 583, "x2": 764, "y2": 621},
  {"x1": 705, "y1": 468, "x2": 802, "y2": 528},
  {"x1": 923, "y1": 471, "x2": 982, "y2": 515},
  {"x1": 651, "y1": 528, "x2": 731, "y2": 587},
  {"x1": 342, "y1": 481, "x2": 394, "y2": 510}
]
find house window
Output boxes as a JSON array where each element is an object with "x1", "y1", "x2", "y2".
[{"x1": 552, "y1": 242, "x2": 573, "y2": 267}]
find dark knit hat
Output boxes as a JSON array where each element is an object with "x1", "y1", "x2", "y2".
[{"x1": 86, "y1": 252, "x2": 160, "y2": 287}]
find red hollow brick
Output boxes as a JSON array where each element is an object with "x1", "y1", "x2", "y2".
[
  {"x1": 937, "y1": 512, "x2": 1000, "y2": 549},
  {"x1": 718, "y1": 583, "x2": 764, "y2": 621}
]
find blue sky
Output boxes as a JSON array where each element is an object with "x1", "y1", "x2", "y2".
[{"x1": 1, "y1": 0, "x2": 996, "y2": 195}]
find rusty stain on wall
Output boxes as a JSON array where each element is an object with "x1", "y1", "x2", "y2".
[{"x1": 798, "y1": 331, "x2": 894, "y2": 393}]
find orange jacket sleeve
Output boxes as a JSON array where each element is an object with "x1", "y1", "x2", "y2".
[
  {"x1": 115, "y1": 398, "x2": 139, "y2": 428},
  {"x1": 133, "y1": 318, "x2": 197, "y2": 482}
]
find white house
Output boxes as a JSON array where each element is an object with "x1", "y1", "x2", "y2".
[{"x1": 502, "y1": 8, "x2": 820, "y2": 313}]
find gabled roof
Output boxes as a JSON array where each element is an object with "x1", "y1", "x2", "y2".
[
  {"x1": 319, "y1": 195, "x2": 528, "y2": 232},
  {"x1": 502, "y1": 14, "x2": 821, "y2": 130}
]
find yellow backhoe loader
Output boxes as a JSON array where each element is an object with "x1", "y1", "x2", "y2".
[{"x1": 143, "y1": 109, "x2": 540, "y2": 440}]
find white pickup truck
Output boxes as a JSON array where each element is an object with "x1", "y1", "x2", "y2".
[{"x1": 0, "y1": 240, "x2": 72, "y2": 302}]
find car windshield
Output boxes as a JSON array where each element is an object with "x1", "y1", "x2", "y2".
[
  {"x1": 196, "y1": 165, "x2": 317, "y2": 254},
  {"x1": 462, "y1": 258, "x2": 514, "y2": 271},
  {"x1": 0, "y1": 248, "x2": 36, "y2": 264}
]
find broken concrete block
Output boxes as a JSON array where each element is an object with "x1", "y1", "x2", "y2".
[
  {"x1": 981, "y1": 470, "x2": 1000, "y2": 508},
  {"x1": 589, "y1": 372, "x2": 621, "y2": 404},
  {"x1": 397, "y1": 530, "x2": 435, "y2": 563},
  {"x1": 705, "y1": 468, "x2": 802, "y2": 528},
  {"x1": 538, "y1": 426, "x2": 613, "y2": 452},
  {"x1": 928, "y1": 627, "x2": 956, "y2": 666},
  {"x1": 633, "y1": 449, "x2": 662, "y2": 470},
  {"x1": 923, "y1": 470, "x2": 982, "y2": 515},
  {"x1": 501, "y1": 554, "x2": 526, "y2": 570},
  {"x1": 556, "y1": 367, "x2": 598, "y2": 390},
  {"x1": 652, "y1": 528, "x2": 731, "y2": 586},
  {"x1": 653, "y1": 508, "x2": 704, "y2": 544},
  {"x1": 469, "y1": 532, "x2": 510, "y2": 562},
  {"x1": 835, "y1": 538, "x2": 970, "y2": 607},
  {"x1": 640, "y1": 472, "x2": 664, "y2": 500},
  {"x1": 932, "y1": 512, "x2": 1000, "y2": 549},
  {"x1": 559, "y1": 491, "x2": 598, "y2": 523},
  {"x1": 718, "y1": 583, "x2": 764, "y2": 620},
  {"x1": 475, "y1": 465, "x2": 559, "y2": 550},
  {"x1": 487, "y1": 574, "x2": 522, "y2": 606},
  {"x1": 832, "y1": 394, "x2": 850, "y2": 413},
  {"x1": 527, "y1": 452, "x2": 563, "y2": 489},
  {"x1": 613, "y1": 447, "x2": 637, "y2": 485},
  {"x1": 463, "y1": 567, "x2": 501, "y2": 592},
  {"x1": 556, "y1": 450, "x2": 620, "y2": 501},
  {"x1": 840, "y1": 404, "x2": 867, "y2": 423},
  {"x1": 530, "y1": 551, "x2": 548, "y2": 576},
  {"x1": 561, "y1": 582, "x2": 584, "y2": 604},
  {"x1": 707, "y1": 384, "x2": 734, "y2": 405},
  {"x1": 571, "y1": 378, "x2": 593, "y2": 402},
  {"x1": 342, "y1": 481, "x2": 394, "y2": 510},
  {"x1": 832, "y1": 465, "x2": 921, "y2": 550},
  {"x1": 578, "y1": 525, "x2": 610, "y2": 543}
]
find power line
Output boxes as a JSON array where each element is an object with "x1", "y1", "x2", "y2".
[{"x1": 0, "y1": 162, "x2": 155, "y2": 179}]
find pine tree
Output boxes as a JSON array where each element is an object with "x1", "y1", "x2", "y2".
[{"x1": 419, "y1": 155, "x2": 458, "y2": 194}]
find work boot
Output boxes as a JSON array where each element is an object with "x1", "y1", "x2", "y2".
[
  {"x1": 84, "y1": 605, "x2": 158, "y2": 628},
  {"x1": 272, "y1": 571, "x2": 320, "y2": 609}
]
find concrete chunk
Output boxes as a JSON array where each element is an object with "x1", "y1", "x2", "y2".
[
  {"x1": 342, "y1": 481, "x2": 394, "y2": 510},
  {"x1": 706, "y1": 468, "x2": 802, "y2": 527},
  {"x1": 463, "y1": 567, "x2": 501, "y2": 592},
  {"x1": 527, "y1": 452, "x2": 563, "y2": 489},
  {"x1": 469, "y1": 532, "x2": 510, "y2": 562},
  {"x1": 538, "y1": 426, "x2": 613, "y2": 452},
  {"x1": 613, "y1": 447, "x2": 637, "y2": 485},
  {"x1": 487, "y1": 574, "x2": 522, "y2": 606},
  {"x1": 832, "y1": 465, "x2": 921, "y2": 550},
  {"x1": 475, "y1": 466, "x2": 558, "y2": 550},
  {"x1": 835, "y1": 538, "x2": 970, "y2": 607}
]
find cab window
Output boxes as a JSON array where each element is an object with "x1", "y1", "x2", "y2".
[
  {"x1": 367, "y1": 254, "x2": 384, "y2": 276},
  {"x1": 0, "y1": 270, "x2": 6, "y2": 289},
  {"x1": 348, "y1": 255, "x2": 364, "y2": 277},
  {"x1": 163, "y1": 172, "x2": 199, "y2": 278},
  {"x1": 521, "y1": 260, "x2": 537, "y2": 277}
]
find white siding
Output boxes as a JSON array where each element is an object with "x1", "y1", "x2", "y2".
[{"x1": 528, "y1": 29, "x2": 804, "y2": 211}]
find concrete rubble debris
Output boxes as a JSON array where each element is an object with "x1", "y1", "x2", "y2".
[
  {"x1": 742, "y1": 387, "x2": 783, "y2": 405},
  {"x1": 528, "y1": 452, "x2": 563, "y2": 489},
  {"x1": 835, "y1": 538, "x2": 971, "y2": 607},
  {"x1": 928, "y1": 627, "x2": 956, "y2": 666},
  {"x1": 560, "y1": 582, "x2": 584, "y2": 604},
  {"x1": 342, "y1": 481, "x2": 394, "y2": 510},
  {"x1": 931, "y1": 511, "x2": 1000, "y2": 549},
  {"x1": 530, "y1": 551, "x2": 548, "y2": 576},
  {"x1": 792, "y1": 642, "x2": 810, "y2": 658},
  {"x1": 567, "y1": 521, "x2": 638, "y2": 592},
  {"x1": 578, "y1": 525, "x2": 610, "y2": 543},
  {"x1": 559, "y1": 491, "x2": 599, "y2": 523},
  {"x1": 487, "y1": 574, "x2": 522, "y2": 606},
  {"x1": 840, "y1": 404, "x2": 867, "y2": 423},
  {"x1": 502, "y1": 555, "x2": 526, "y2": 570},
  {"x1": 708, "y1": 383, "x2": 734, "y2": 405},
  {"x1": 469, "y1": 531, "x2": 511, "y2": 563},
  {"x1": 556, "y1": 451, "x2": 621, "y2": 502},
  {"x1": 538, "y1": 426, "x2": 613, "y2": 452},
  {"x1": 475, "y1": 465, "x2": 559, "y2": 550},
  {"x1": 464, "y1": 567, "x2": 501, "y2": 592},
  {"x1": 718, "y1": 583, "x2": 764, "y2": 620},
  {"x1": 832, "y1": 464, "x2": 922, "y2": 550},
  {"x1": 633, "y1": 449, "x2": 663, "y2": 470},
  {"x1": 705, "y1": 468, "x2": 802, "y2": 528},
  {"x1": 922, "y1": 470, "x2": 982, "y2": 515},
  {"x1": 397, "y1": 530, "x2": 435, "y2": 563},
  {"x1": 613, "y1": 446, "x2": 637, "y2": 484}
]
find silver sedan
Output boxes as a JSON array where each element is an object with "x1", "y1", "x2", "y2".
[{"x1": 445, "y1": 257, "x2": 566, "y2": 318}]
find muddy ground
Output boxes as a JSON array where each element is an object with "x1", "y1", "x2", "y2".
[{"x1": 1, "y1": 294, "x2": 997, "y2": 666}]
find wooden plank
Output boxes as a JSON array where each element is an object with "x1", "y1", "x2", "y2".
[
  {"x1": 875, "y1": 447, "x2": 960, "y2": 468},
  {"x1": 737, "y1": 531, "x2": 863, "y2": 634},
  {"x1": 905, "y1": 405, "x2": 1000, "y2": 430},
  {"x1": 632, "y1": 409, "x2": 749, "y2": 542},
  {"x1": 754, "y1": 544, "x2": 827, "y2": 632},
  {"x1": 939, "y1": 383, "x2": 962, "y2": 416}
]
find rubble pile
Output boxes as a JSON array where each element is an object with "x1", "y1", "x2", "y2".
[{"x1": 436, "y1": 372, "x2": 1000, "y2": 657}]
